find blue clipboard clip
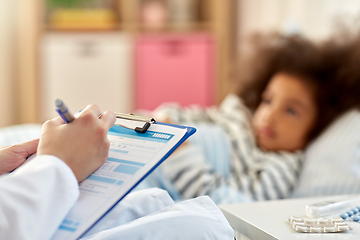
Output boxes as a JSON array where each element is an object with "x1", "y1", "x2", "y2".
[{"x1": 114, "y1": 112, "x2": 156, "y2": 134}]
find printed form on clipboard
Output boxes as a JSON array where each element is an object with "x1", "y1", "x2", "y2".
[{"x1": 51, "y1": 113, "x2": 196, "y2": 240}]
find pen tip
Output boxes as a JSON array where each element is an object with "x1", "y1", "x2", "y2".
[{"x1": 55, "y1": 99, "x2": 63, "y2": 108}]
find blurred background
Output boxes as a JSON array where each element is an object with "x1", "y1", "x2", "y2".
[{"x1": 0, "y1": 0, "x2": 360, "y2": 127}]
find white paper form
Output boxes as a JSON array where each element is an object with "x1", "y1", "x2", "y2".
[{"x1": 51, "y1": 118, "x2": 187, "y2": 240}]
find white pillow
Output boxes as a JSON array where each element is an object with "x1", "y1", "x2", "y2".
[
  {"x1": 292, "y1": 109, "x2": 360, "y2": 198},
  {"x1": 0, "y1": 124, "x2": 42, "y2": 147}
]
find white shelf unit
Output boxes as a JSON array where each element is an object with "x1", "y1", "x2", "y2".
[{"x1": 40, "y1": 32, "x2": 133, "y2": 122}]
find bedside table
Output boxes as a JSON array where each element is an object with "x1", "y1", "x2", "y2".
[{"x1": 220, "y1": 194, "x2": 360, "y2": 240}]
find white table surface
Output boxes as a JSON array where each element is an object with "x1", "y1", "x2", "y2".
[{"x1": 220, "y1": 195, "x2": 360, "y2": 240}]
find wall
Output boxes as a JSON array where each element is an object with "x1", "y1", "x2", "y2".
[
  {"x1": 0, "y1": 0, "x2": 16, "y2": 127},
  {"x1": 0, "y1": 0, "x2": 39, "y2": 127},
  {"x1": 15, "y1": 0, "x2": 40, "y2": 125},
  {"x1": 237, "y1": 0, "x2": 360, "y2": 51}
]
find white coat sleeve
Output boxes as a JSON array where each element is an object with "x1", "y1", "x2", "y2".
[{"x1": 0, "y1": 155, "x2": 79, "y2": 240}]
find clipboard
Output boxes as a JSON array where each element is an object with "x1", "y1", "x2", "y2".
[{"x1": 51, "y1": 113, "x2": 196, "y2": 240}]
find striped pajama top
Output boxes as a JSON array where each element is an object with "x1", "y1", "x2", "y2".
[{"x1": 152, "y1": 94, "x2": 303, "y2": 201}]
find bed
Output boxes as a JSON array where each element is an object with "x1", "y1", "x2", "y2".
[{"x1": 1, "y1": 109, "x2": 360, "y2": 202}]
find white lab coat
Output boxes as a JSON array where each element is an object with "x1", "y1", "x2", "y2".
[{"x1": 0, "y1": 155, "x2": 234, "y2": 240}]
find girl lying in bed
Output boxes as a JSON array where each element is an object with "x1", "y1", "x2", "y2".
[{"x1": 140, "y1": 32, "x2": 360, "y2": 204}]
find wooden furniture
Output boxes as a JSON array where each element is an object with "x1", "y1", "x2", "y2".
[
  {"x1": 17, "y1": 0, "x2": 235, "y2": 124},
  {"x1": 40, "y1": 33, "x2": 133, "y2": 122}
]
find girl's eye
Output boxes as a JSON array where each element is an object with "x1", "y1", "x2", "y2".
[
  {"x1": 262, "y1": 98, "x2": 271, "y2": 104},
  {"x1": 286, "y1": 108, "x2": 298, "y2": 116}
]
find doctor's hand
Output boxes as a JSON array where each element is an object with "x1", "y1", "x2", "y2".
[
  {"x1": 37, "y1": 104, "x2": 116, "y2": 182},
  {"x1": 0, "y1": 139, "x2": 39, "y2": 175}
]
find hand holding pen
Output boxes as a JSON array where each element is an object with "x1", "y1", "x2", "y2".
[{"x1": 37, "y1": 100, "x2": 116, "y2": 182}]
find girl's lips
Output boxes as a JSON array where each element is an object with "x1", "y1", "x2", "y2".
[{"x1": 257, "y1": 127, "x2": 276, "y2": 138}]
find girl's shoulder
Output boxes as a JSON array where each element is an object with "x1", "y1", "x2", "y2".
[
  {"x1": 219, "y1": 94, "x2": 242, "y2": 108},
  {"x1": 219, "y1": 94, "x2": 253, "y2": 119}
]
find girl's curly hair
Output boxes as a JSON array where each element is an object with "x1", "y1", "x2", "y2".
[{"x1": 232, "y1": 32, "x2": 360, "y2": 142}]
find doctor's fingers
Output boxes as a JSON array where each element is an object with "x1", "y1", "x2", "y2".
[
  {"x1": 77, "y1": 104, "x2": 101, "y2": 121},
  {"x1": 98, "y1": 111, "x2": 116, "y2": 130},
  {"x1": 0, "y1": 138, "x2": 39, "y2": 154},
  {"x1": 42, "y1": 116, "x2": 65, "y2": 130},
  {"x1": 16, "y1": 138, "x2": 40, "y2": 155}
]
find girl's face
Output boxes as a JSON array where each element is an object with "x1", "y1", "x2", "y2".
[{"x1": 252, "y1": 72, "x2": 317, "y2": 152}]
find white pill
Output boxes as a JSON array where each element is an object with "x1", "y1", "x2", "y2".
[
  {"x1": 324, "y1": 226, "x2": 336, "y2": 232},
  {"x1": 334, "y1": 222, "x2": 347, "y2": 226},
  {"x1": 318, "y1": 218, "x2": 330, "y2": 224},
  {"x1": 290, "y1": 216, "x2": 304, "y2": 223},
  {"x1": 337, "y1": 225, "x2": 350, "y2": 231},
  {"x1": 304, "y1": 219, "x2": 316, "y2": 224},
  {"x1": 293, "y1": 222, "x2": 304, "y2": 228},
  {"x1": 310, "y1": 227, "x2": 322, "y2": 233},
  {"x1": 331, "y1": 217, "x2": 344, "y2": 223},
  {"x1": 296, "y1": 226, "x2": 309, "y2": 232}
]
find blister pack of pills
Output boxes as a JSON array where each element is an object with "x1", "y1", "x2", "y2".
[
  {"x1": 339, "y1": 206, "x2": 360, "y2": 222},
  {"x1": 306, "y1": 198, "x2": 360, "y2": 218},
  {"x1": 289, "y1": 216, "x2": 352, "y2": 233}
]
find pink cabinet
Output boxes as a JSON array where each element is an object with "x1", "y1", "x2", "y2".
[{"x1": 135, "y1": 33, "x2": 214, "y2": 110}]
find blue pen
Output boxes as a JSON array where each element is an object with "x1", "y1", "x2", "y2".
[{"x1": 55, "y1": 99, "x2": 75, "y2": 123}]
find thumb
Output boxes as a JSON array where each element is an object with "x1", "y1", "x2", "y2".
[
  {"x1": 17, "y1": 138, "x2": 40, "y2": 157},
  {"x1": 49, "y1": 116, "x2": 66, "y2": 126},
  {"x1": 42, "y1": 116, "x2": 65, "y2": 132},
  {"x1": 0, "y1": 139, "x2": 39, "y2": 174}
]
